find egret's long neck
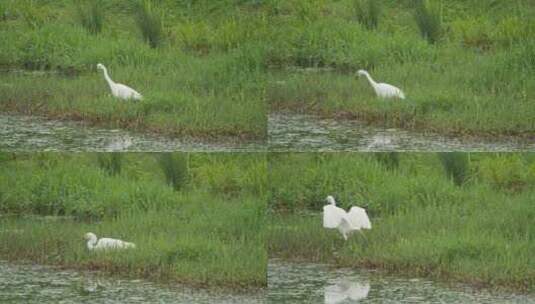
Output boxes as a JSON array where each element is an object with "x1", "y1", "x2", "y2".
[
  {"x1": 87, "y1": 237, "x2": 97, "y2": 250},
  {"x1": 363, "y1": 73, "x2": 378, "y2": 89},
  {"x1": 101, "y1": 68, "x2": 115, "y2": 88}
]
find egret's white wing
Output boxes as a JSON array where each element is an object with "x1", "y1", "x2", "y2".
[
  {"x1": 323, "y1": 204, "x2": 345, "y2": 228},
  {"x1": 346, "y1": 206, "x2": 372, "y2": 229},
  {"x1": 116, "y1": 83, "x2": 143, "y2": 100},
  {"x1": 95, "y1": 238, "x2": 135, "y2": 249}
]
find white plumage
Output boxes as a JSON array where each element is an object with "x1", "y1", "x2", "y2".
[
  {"x1": 357, "y1": 70, "x2": 405, "y2": 99},
  {"x1": 84, "y1": 232, "x2": 136, "y2": 251},
  {"x1": 97, "y1": 63, "x2": 143, "y2": 101},
  {"x1": 323, "y1": 195, "x2": 371, "y2": 240}
]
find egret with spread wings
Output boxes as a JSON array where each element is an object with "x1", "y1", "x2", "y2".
[{"x1": 323, "y1": 195, "x2": 371, "y2": 240}]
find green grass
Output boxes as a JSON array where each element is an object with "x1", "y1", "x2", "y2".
[
  {"x1": 0, "y1": 153, "x2": 267, "y2": 289},
  {"x1": 353, "y1": 0, "x2": 381, "y2": 30},
  {"x1": 97, "y1": 153, "x2": 123, "y2": 176},
  {"x1": 76, "y1": 0, "x2": 104, "y2": 35},
  {"x1": 157, "y1": 153, "x2": 189, "y2": 191},
  {"x1": 0, "y1": 0, "x2": 267, "y2": 140},
  {"x1": 267, "y1": 153, "x2": 535, "y2": 292},
  {"x1": 414, "y1": 0, "x2": 443, "y2": 44},
  {"x1": 438, "y1": 152, "x2": 470, "y2": 186}
]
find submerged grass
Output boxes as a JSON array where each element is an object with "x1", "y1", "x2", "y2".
[
  {"x1": 267, "y1": 153, "x2": 535, "y2": 292},
  {"x1": 0, "y1": 153, "x2": 267, "y2": 289}
]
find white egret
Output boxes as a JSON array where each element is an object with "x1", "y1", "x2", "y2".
[
  {"x1": 324, "y1": 280, "x2": 370, "y2": 304},
  {"x1": 96, "y1": 63, "x2": 143, "y2": 100},
  {"x1": 84, "y1": 232, "x2": 136, "y2": 251},
  {"x1": 323, "y1": 195, "x2": 371, "y2": 240},
  {"x1": 357, "y1": 70, "x2": 405, "y2": 99}
]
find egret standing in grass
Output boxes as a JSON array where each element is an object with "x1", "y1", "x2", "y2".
[
  {"x1": 84, "y1": 232, "x2": 136, "y2": 251},
  {"x1": 96, "y1": 63, "x2": 143, "y2": 100},
  {"x1": 357, "y1": 70, "x2": 405, "y2": 99},
  {"x1": 323, "y1": 195, "x2": 372, "y2": 240}
]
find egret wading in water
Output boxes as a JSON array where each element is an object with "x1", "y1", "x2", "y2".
[
  {"x1": 96, "y1": 63, "x2": 143, "y2": 100},
  {"x1": 84, "y1": 232, "x2": 136, "y2": 251},
  {"x1": 357, "y1": 70, "x2": 405, "y2": 99},
  {"x1": 323, "y1": 195, "x2": 371, "y2": 240}
]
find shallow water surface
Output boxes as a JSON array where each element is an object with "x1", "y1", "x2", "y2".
[
  {"x1": 268, "y1": 260, "x2": 534, "y2": 303},
  {"x1": 0, "y1": 113, "x2": 265, "y2": 152},
  {"x1": 0, "y1": 261, "x2": 264, "y2": 304},
  {"x1": 269, "y1": 113, "x2": 535, "y2": 152}
]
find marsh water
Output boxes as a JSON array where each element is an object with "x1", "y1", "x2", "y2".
[
  {"x1": 0, "y1": 261, "x2": 265, "y2": 304},
  {"x1": 268, "y1": 260, "x2": 534, "y2": 303},
  {"x1": 269, "y1": 113, "x2": 535, "y2": 152},
  {"x1": 0, "y1": 113, "x2": 264, "y2": 152}
]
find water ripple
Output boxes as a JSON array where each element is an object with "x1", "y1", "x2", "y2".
[
  {"x1": 269, "y1": 113, "x2": 535, "y2": 152},
  {"x1": 0, "y1": 113, "x2": 265, "y2": 152}
]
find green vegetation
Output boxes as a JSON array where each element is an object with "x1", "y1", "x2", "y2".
[
  {"x1": 0, "y1": 0, "x2": 266, "y2": 140},
  {"x1": 76, "y1": 0, "x2": 104, "y2": 35},
  {"x1": 268, "y1": 153, "x2": 535, "y2": 292},
  {"x1": 266, "y1": 0, "x2": 535, "y2": 138},
  {"x1": 1, "y1": 1, "x2": 533, "y2": 139},
  {"x1": 97, "y1": 153, "x2": 123, "y2": 176},
  {"x1": 438, "y1": 152, "x2": 469, "y2": 186},
  {"x1": 353, "y1": 0, "x2": 381, "y2": 30},
  {"x1": 414, "y1": 0, "x2": 443, "y2": 44},
  {"x1": 157, "y1": 153, "x2": 189, "y2": 191},
  {"x1": 0, "y1": 153, "x2": 267, "y2": 289},
  {"x1": 136, "y1": 0, "x2": 163, "y2": 48}
]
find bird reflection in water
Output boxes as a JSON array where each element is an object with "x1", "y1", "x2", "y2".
[{"x1": 324, "y1": 278, "x2": 370, "y2": 303}]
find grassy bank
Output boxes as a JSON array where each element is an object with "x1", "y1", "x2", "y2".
[
  {"x1": 0, "y1": 1, "x2": 267, "y2": 140},
  {"x1": 267, "y1": 153, "x2": 535, "y2": 292},
  {"x1": 2, "y1": 1, "x2": 533, "y2": 139},
  {"x1": 0, "y1": 153, "x2": 267, "y2": 289},
  {"x1": 265, "y1": 0, "x2": 535, "y2": 137}
]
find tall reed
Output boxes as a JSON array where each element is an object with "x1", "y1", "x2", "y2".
[
  {"x1": 354, "y1": 0, "x2": 381, "y2": 30},
  {"x1": 96, "y1": 153, "x2": 122, "y2": 176},
  {"x1": 438, "y1": 152, "x2": 469, "y2": 186},
  {"x1": 374, "y1": 152, "x2": 399, "y2": 170},
  {"x1": 414, "y1": 0, "x2": 442, "y2": 44},
  {"x1": 76, "y1": 0, "x2": 104, "y2": 35},
  {"x1": 136, "y1": 0, "x2": 163, "y2": 48},
  {"x1": 157, "y1": 153, "x2": 189, "y2": 191}
]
